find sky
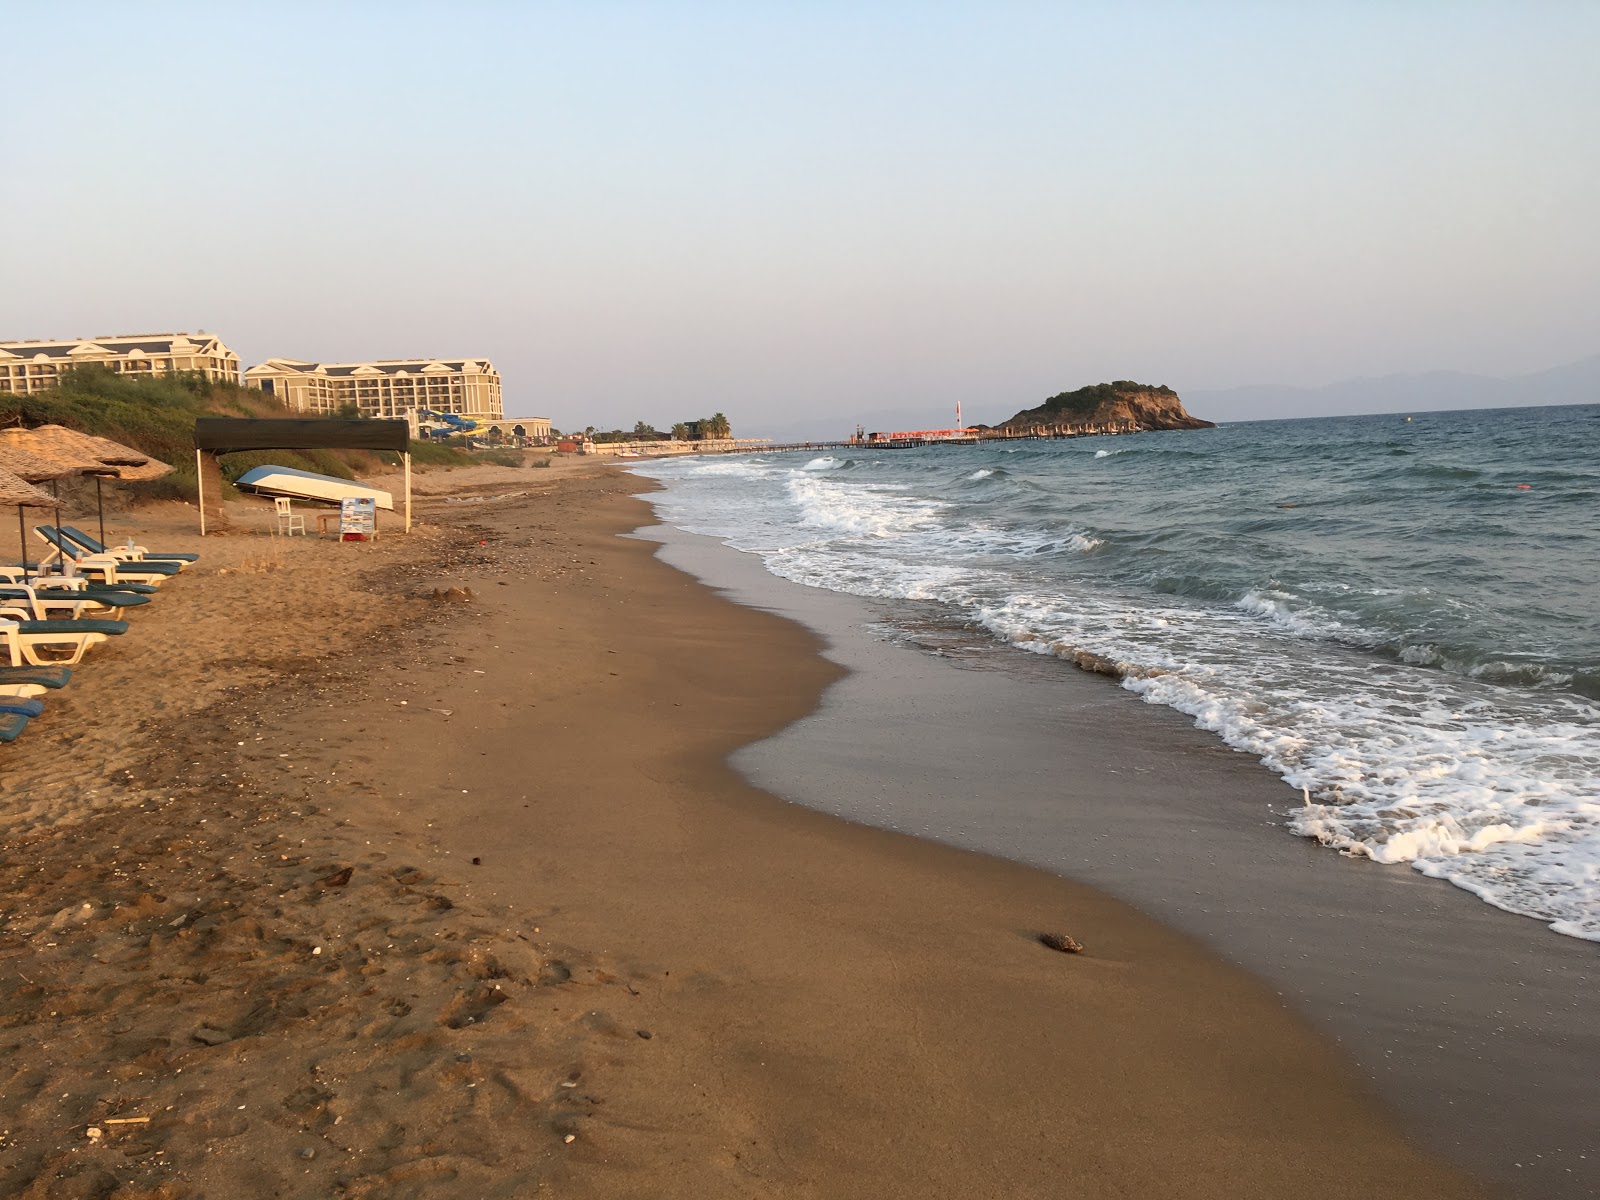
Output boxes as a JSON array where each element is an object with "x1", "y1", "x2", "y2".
[{"x1": 3, "y1": 2, "x2": 1597, "y2": 435}]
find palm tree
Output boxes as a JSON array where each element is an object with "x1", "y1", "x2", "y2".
[{"x1": 670, "y1": 422, "x2": 689, "y2": 441}]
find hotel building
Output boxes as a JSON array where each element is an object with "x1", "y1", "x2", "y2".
[
  {"x1": 245, "y1": 357, "x2": 503, "y2": 422},
  {"x1": 0, "y1": 332, "x2": 241, "y2": 394}
]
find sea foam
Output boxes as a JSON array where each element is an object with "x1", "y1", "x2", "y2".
[{"x1": 631, "y1": 410, "x2": 1600, "y2": 940}]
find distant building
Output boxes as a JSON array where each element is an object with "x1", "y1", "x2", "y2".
[
  {"x1": 245, "y1": 357, "x2": 503, "y2": 422},
  {"x1": 471, "y1": 416, "x2": 552, "y2": 444},
  {"x1": 0, "y1": 332, "x2": 241, "y2": 394}
]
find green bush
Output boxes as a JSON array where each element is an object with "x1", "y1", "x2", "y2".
[
  {"x1": 0, "y1": 369, "x2": 486, "y2": 502},
  {"x1": 392, "y1": 440, "x2": 475, "y2": 467}
]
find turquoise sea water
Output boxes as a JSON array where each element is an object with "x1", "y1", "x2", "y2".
[{"x1": 633, "y1": 404, "x2": 1600, "y2": 939}]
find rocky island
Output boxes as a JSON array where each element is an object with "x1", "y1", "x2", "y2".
[{"x1": 993, "y1": 381, "x2": 1215, "y2": 434}]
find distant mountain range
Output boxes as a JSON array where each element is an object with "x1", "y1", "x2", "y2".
[{"x1": 1186, "y1": 353, "x2": 1600, "y2": 424}]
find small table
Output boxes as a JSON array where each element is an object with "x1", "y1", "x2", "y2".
[{"x1": 316, "y1": 513, "x2": 341, "y2": 536}]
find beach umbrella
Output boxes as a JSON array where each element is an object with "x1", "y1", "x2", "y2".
[
  {"x1": 0, "y1": 431, "x2": 107, "y2": 562},
  {"x1": 0, "y1": 468, "x2": 57, "y2": 582},
  {"x1": 0, "y1": 427, "x2": 170, "y2": 546},
  {"x1": 25, "y1": 426, "x2": 173, "y2": 544},
  {"x1": 0, "y1": 446, "x2": 82, "y2": 580}
]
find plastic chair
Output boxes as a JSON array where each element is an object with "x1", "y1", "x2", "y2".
[{"x1": 274, "y1": 497, "x2": 307, "y2": 536}]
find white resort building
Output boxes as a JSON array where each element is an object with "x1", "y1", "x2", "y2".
[
  {"x1": 244, "y1": 357, "x2": 504, "y2": 422},
  {"x1": 0, "y1": 332, "x2": 241, "y2": 394}
]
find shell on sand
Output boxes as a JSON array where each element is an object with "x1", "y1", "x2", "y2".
[{"x1": 1039, "y1": 932, "x2": 1085, "y2": 954}]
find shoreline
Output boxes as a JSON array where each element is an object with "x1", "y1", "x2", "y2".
[
  {"x1": 1, "y1": 464, "x2": 1486, "y2": 1197},
  {"x1": 636, "y1": 507, "x2": 1599, "y2": 1199}
]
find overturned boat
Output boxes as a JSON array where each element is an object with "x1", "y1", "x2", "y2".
[{"x1": 234, "y1": 465, "x2": 394, "y2": 511}]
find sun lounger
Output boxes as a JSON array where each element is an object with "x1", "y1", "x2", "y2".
[
  {"x1": 0, "y1": 570, "x2": 160, "y2": 596},
  {"x1": 0, "y1": 589, "x2": 95, "y2": 621},
  {"x1": 0, "y1": 618, "x2": 117, "y2": 666},
  {"x1": 0, "y1": 585, "x2": 149, "y2": 616},
  {"x1": 0, "y1": 665, "x2": 71, "y2": 688},
  {"x1": 60, "y1": 526, "x2": 198, "y2": 565},
  {"x1": 0, "y1": 696, "x2": 43, "y2": 718},
  {"x1": 21, "y1": 574, "x2": 161, "y2": 596},
  {"x1": 32, "y1": 528, "x2": 179, "y2": 584},
  {"x1": 0, "y1": 713, "x2": 29, "y2": 743}
]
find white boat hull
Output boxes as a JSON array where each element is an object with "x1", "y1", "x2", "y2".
[{"x1": 235, "y1": 466, "x2": 394, "y2": 511}]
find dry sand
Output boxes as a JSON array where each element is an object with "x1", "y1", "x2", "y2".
[{"x1": 0, "y1": 462, "x2": 1486, "y2": 1198}]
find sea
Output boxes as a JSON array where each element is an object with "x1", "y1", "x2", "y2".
[{"x1": 632, "y1": 403, "x2": 1600, "y2": 942}]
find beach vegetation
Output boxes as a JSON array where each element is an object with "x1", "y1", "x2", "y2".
[
  {"x1": 476, "y1": 448, "x2": 525, "y2": 467},
  {"x1": 0, "y1": 366, "x2": 502, "y2": 502},
  {"x1": 579, "y1": 414, "x2": 735, "y2": 444},
  {"x1": 676, "y1": 413, "x2": 733, "y2": 441}
]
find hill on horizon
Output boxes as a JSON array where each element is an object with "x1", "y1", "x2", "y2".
[
  {"x1": 994, "y1": 380, "x2": 1213, "y2": 433},
  {"x1": 731, "y1": 353, "x2": 1600, "y2": 442}
]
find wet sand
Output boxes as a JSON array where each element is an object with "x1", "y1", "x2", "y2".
[
  {"x1": 647, "y1": 521, "x2": 1600, "y2": 1200},
  {"x1": 0, "y1": 463, "x2": 1486, "y2": 1197}
]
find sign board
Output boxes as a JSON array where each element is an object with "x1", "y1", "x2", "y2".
[{"x1": 339, "y1": 495, "x2": 376, "y2": 540}]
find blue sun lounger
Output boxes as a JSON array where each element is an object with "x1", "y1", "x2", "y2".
[
  {"x1": 33, "y1": 527, "x2": 182, "y2": 582},
  {"x1": 0, "y1": 567, "x2": 160, "y2": 595},
  {"x1": 0, "y1": 586, "x2": 150, "y2": 618},
  {"x1": 60, "y1": 526, "x2": 198, "y2": 565},
  {"x1": 0, "y1": 712, "x2": 30, "y2": 743},
  {"x1": 0, "y1": 665, "x2": 71, "y2": 688}
]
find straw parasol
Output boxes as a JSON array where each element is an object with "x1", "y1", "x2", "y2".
[
  {"x1": 0, "y1": 466, "x2": 55, "y2": 507},
  {"x1": 0, "y1": 431, "x2": 109, "y2": 560},
  {"x1": 0, "y1": 466, "x2": 56, "y2": 575},
  {"x1": 0, "y1": 426, "x2": 173, "y2": 545},
  {"x1": 28, "y1": 425, "x2": 174, "y2": 542},
  {"x1": 0, "y1": 467, "x2": 56, "y2": 586},
  {"x1": 0, "y1": 446, "x2": 83, "y2": 580}
]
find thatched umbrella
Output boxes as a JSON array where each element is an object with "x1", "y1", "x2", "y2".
[
  {"x1": 0, "y1": 446, "x2": 83, "y2": 579},
  {"x1": 0, "y1": 426, "x2": 172, "y2": 546},
  {"x1": 32, "y1": 426, "x2": 172, "y2": 544}
]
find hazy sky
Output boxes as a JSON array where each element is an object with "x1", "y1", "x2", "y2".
[{"x1": 4, "y1": 2, "x2": 1596, "y2": 434}]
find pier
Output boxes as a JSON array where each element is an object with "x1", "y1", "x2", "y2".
[{"x1": 727, "y1": 422, "x2": 1145, "y2": 455}]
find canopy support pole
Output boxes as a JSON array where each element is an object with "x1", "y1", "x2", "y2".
[
  {"x1": 96, "y1": 476, "x2": 106, "y2": 547},
  {"x1": 404, "y1": 452, "x2": 412, "y2": 532},
  {"x1": 196, "y1": 449, "x2": 206, "y2": 537}
]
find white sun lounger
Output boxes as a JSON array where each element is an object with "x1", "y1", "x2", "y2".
[
  {"x1": 0, "y1": 619, "x2": 111, "y2": 667},
  {"x1": 32, "y1": 528, "x2": 175, "y2": 586}
]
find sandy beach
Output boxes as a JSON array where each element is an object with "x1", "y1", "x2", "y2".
[{"x1": 0, "y1": 462, "x2": 1489, "y2": 1198}]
